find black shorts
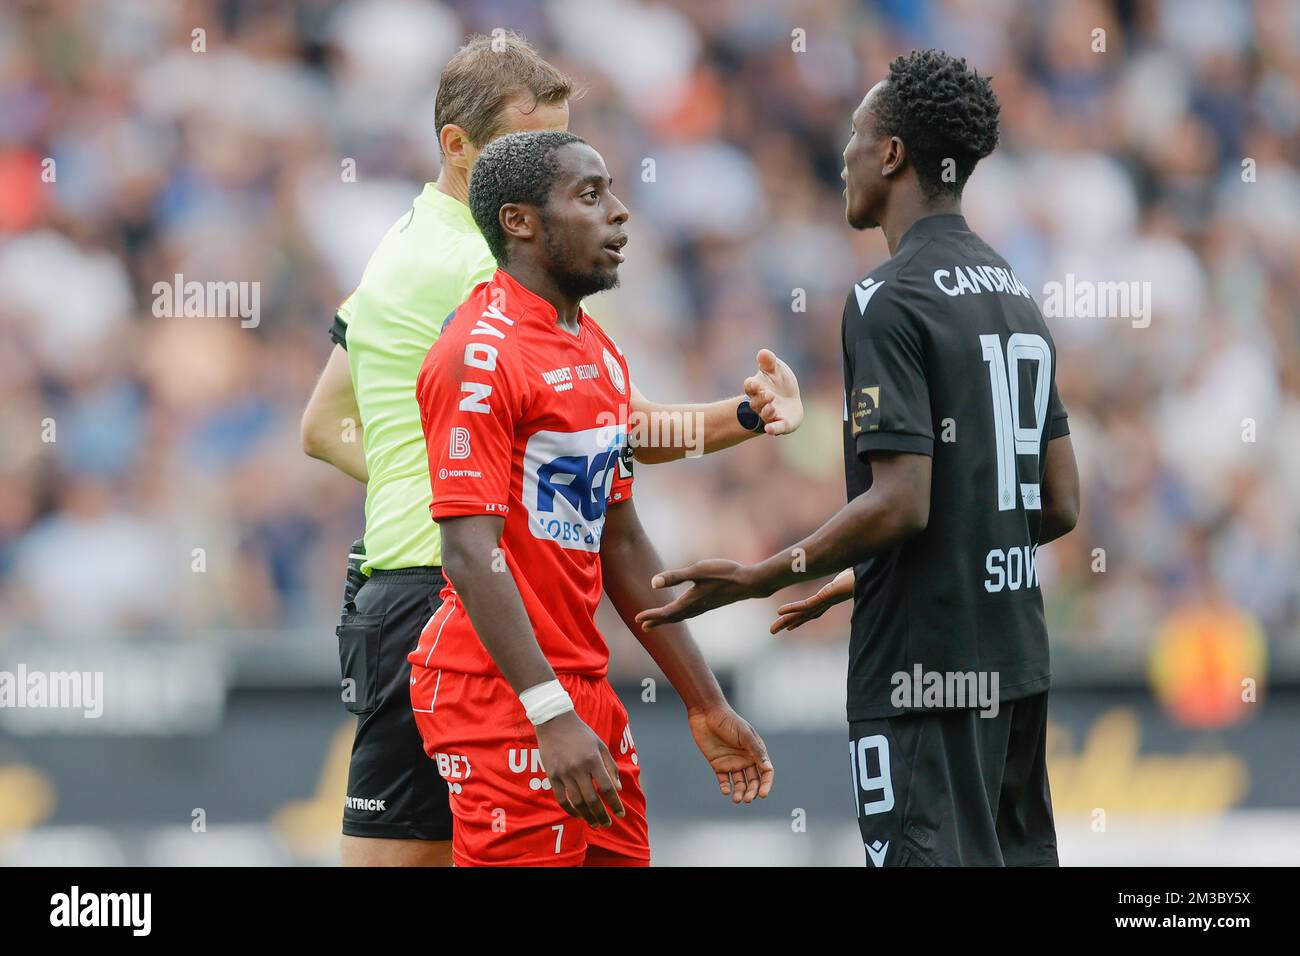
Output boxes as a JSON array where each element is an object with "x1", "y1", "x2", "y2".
[
  {"x1": 848, "y1": 691, "x2": 1058, "y2": 867},
  {"x1": 337, "y1": 567, "x2": 452, "y2": 841}
]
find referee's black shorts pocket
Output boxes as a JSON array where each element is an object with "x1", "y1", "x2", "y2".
[{"x1": 336, "y1": 612, "x2": 384, "y2": 716}]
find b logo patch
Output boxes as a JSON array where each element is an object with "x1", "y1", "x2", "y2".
[{"x1": 449, "y1": 426, "x2": 471, "y2": 459}]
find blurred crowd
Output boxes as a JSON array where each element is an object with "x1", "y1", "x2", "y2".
[{"x1": 1, "y1": 0, "x2": 1297, "y2": 681}]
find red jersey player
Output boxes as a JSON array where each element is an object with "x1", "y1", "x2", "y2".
[{"x1": 410, "y1": 130, "x2": 775, "y2": 866}]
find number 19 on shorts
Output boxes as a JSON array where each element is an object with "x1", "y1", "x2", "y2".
[{"x1": 849, "y1": 735, "x2": 895, "y2": 817}]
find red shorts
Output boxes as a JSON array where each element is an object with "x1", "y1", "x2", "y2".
[{"x1": 410, "y1": 668, "x2": 650, "y2": 867}]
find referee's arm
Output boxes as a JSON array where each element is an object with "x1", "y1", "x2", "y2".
[{"x1": 302, "y1": 343, "x2": 368, "y2": 483}]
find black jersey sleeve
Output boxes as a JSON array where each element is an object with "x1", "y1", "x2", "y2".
[{"x1": 844, "y1": 286, "x2": 934, "y2": 458}]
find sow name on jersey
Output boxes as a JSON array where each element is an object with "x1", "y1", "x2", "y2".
[
  {"x1": 984, "y1": 543, "x2": 1039, "y2": 593},
  {"x1": 522, "y1": 425, "x2": 628, "y2": 553}
]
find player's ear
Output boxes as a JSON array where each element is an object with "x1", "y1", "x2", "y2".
[
  {"x1": 882, "y1": 136, "x2": 906, "y2": 178},
  {"x1": 440, "y1": 124, "x2": 473, "y2": 170},
  {"x1": 499, "y1": 203, "x2": 535, "y2": 244}
]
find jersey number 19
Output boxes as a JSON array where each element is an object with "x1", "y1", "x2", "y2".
[{"x1": 979, "y1": 333, "x2": 1051, "y2": 512}]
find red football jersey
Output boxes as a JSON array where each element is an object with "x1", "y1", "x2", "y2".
[{"x1": 411, "y1": 268, "x2": 634, "y2": 678}]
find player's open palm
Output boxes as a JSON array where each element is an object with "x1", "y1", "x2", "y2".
[
  {"x1": 769, "y1": 567, "x2": 855, "y2": 634},
  {"x1": 744, "y1": 349, "x2": 803, "y2": 436},
  {"x1": 687, "y1": 706, "x2": 775, "y2": 804},
  {"x1": 637, "y1": 559, "x2": 754, "y2": 629},
  {"x1": 535, "y1": 711, "x2": 625, "y2": 829}
]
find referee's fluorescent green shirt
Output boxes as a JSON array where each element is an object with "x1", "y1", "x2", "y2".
[{"x1": 336, "y1": 184, "x2": 496, "y2": 572}]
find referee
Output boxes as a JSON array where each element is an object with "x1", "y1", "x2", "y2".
[
  {"x1": 637, "y1": 50, "x2": 1081, "y2": 866},
  {"x1": 301, "y1": 33, "x2": 804, "y2": 867}
]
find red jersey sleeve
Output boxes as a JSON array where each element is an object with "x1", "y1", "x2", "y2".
[
  {"x1": 604, "y1": 335, "x2": 634, "y2": 506},
  {"x1": 608, "y1": 440, "x2": 634, "y2": 505},
  {"x1": 417, "y1": 307, "x2": 527, "y2": 519}
]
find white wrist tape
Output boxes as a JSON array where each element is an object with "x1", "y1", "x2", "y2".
[{"x1": 519, "y1": 679, "x2": 575, "y2": 726}]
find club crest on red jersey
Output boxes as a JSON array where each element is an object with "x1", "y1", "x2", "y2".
[{"x1": 603, "y1": 347, "x2": 626, "y2": 395}]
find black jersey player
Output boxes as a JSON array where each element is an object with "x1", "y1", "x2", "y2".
[{"x1": 636, "y1": 50, "x2": 1081, "y2": 866}]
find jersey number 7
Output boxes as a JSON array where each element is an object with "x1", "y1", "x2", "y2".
[{"x1": 979, "y1": 333, "x2": 1051, "y2": 512}]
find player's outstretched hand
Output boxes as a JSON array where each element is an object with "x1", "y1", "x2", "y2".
[
  {"x1": 744, "y1": 349, "x2": 803, "y2": 437},
  {"x1": 769, "y1": 567, "x2": 855, "y2": 634},
  {"x1": 635, "y1": 559, "x2": 757, "y2": 630},
  {"x1": 535, "y1": 711, "x2": 625, "y2": 829},
  {"x1": 687, "y1": 706, "x2": 775, "y2": 804}
]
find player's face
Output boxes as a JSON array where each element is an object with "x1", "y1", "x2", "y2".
[
  {"x1": 536, "y1": 143, "x2": 630, "y2": 298},
  {"x1": 842, "y1": 83, "x2": 887, "y2": 229}
]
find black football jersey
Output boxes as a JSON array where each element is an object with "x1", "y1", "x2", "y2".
[{"x1": 841, "y1": 214, "x2": 1069, "y2": 720}]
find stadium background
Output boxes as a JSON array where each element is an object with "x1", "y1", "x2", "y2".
[{"x1": 1, "y1": 0, "x2": 1298, "y2": 865}]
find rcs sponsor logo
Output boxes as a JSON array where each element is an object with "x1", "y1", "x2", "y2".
[
  {"x1": 522, "y1": 426, "x2": 628, "y2": 552},
  {"x1": 434, "y1": 751, "x2": 471, "y2": 795}
]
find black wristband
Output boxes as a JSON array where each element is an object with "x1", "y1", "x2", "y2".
[{"x1": 737, "y1": 399, "x2": 766, "y2": 434}]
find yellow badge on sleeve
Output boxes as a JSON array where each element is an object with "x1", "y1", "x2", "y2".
[{"x1": 851, "y1": 386, "x2": 880, "y2": 436}]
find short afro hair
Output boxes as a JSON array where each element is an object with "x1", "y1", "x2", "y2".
[
  {"x1": 872, "y1": 49, "x2": 1000, "y2": 199},
  {"x1": 469, "y1": 130, "x2": 586, "y2": 265}
]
